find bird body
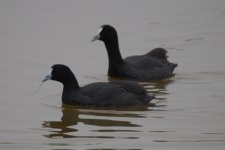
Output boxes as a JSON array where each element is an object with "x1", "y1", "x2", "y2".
[
  {"x1": 91, "y1": 25, "x2": 177, "y2": 81},
  {"x1": 63, "y1": 80, "x2": 151, "y2": 106},
  {"x1": 42, "y1": 64, "x2": 154, "y2": 107}
]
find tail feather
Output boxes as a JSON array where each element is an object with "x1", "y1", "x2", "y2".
[
  {"x1": 170, "y1": 63, "x2": 178, "y2": 73},
  {"x1": 145, "y1": 95, "x2": 155, "y2": 104},
  {"x1": 148, "y1": 48, "x2": 168, "y2": 59}
]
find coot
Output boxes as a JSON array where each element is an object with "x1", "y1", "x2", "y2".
[
  {"x1": 42, "y1": 64, "x2": 154, "y2": 106},
  {"x1": 91, "y1": 25, "x2": 177, "y2": 81}
]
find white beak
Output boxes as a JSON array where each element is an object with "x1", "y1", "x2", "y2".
[
  {"x1": 90, "y1": 27, "x2": 103, "y2": 42},
  {"x1": 42, "y1": 69, "x2": 52, "y2": 82},
  {"x1": 91, "y1": 34, "x2": 100, "y2": 42}
]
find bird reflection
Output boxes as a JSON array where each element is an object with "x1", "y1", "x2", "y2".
[
  {"x1": 42, "y1": 77, "x2": 175, "y2": 139},
  {"x1": 109, "y1": 76, "x2": 175, "y2": 97},
  {"x1": 42, "y1": 107, "x2": 78, "y2": 138},
  {"x1": 139, "y1": 77, "x2": 176, "y2": 110},
  {"x1": 141, "y1": 77, "x2": 175, "y2": 94},
  {"x1": 42, "y1": 105, "x2": 144, "y2": 139}
]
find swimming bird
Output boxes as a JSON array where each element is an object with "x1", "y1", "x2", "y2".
[
  {"x1": 91, "y1": 25, "x2": 177, "y2": 81},
  {"x1": 42, "y1": 64, "x2": 154, "y2": 106}
]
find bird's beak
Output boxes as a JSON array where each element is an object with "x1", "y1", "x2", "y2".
[
  {"x1": 91, "y1": 34, "x2": 100, "y2": 42},
  {"x1": 42, "y1": 69, "x2": 52, "y2": 82},
  {"x1": 90, "y1": 27, "x2": 102, "y2": 42}
]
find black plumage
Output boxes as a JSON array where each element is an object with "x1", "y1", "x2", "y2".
[
  {"x1": 42, "y1": 64, "x2": 154, "y2": 106},
  {"x1": 92, "y1": 25, "x2": 177, "y2": 81}
]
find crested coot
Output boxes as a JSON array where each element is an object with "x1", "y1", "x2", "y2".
[
  {"x1": 42, "y1": 64, "x2": 154, "y2": 106},
  {"x1": 91, "y1": 25, "x2": 177, "y2": 81}
]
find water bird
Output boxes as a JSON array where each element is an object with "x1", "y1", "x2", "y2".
[
  {"x1": 42, "y1": 64, "x2": 154, "y2": 106},
  {"x1": 91, "y1": 25, "x2": 177, "y2": 81}
]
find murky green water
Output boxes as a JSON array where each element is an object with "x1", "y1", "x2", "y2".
[{"x1": 0, "y1": 0, "x2": 225, "y2": 150}]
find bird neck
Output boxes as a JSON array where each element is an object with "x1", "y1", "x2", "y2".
[
  {"x1": 62, "y1": 76, "x2": 80, "y2": 91},
  {"x1": 103, "y1": 38, "x2": 124, "y2": 72}
]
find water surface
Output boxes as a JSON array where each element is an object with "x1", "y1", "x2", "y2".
[{"x1": 0, "y1": 0, "x2": 225, "y2": 150}]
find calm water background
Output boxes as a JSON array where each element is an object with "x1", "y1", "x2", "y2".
[{"x1": 0, "y1": 0, "x2": 225, "y2": 150}]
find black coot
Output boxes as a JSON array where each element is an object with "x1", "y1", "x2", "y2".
[
  {"x1": 42, "y1": 64, "x2": 154, "y2": 106},
  {"x1": 91, "y1": 25, "x2": 177, "y2": 81}
]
